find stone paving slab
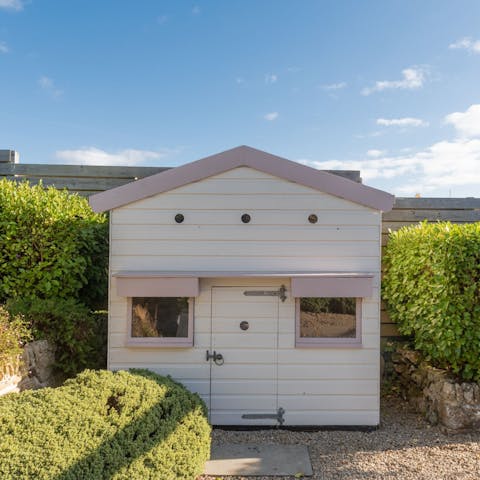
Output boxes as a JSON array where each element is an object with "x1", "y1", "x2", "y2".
[{"x1": 204, "y1": 443, "x2": 313, "y2": 477}]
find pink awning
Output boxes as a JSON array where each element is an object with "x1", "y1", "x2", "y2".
[
  {"x1": 116, "y1": 276, "x2": 199, "y2": 297},
  {"x1": 291, "y1": 276, "x2": 373, "y2": 297}
]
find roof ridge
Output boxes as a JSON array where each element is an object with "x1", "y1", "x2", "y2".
[{"x1": 89, "y1": 145, "x2": 394, "y2": 212}]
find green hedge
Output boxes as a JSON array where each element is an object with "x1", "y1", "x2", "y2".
[
  {"x1": 7, "y1": 298, "x2": 107, "y2": 376},
  {"x1": 0, "y1": 306, "x2": 31, "y2": 373},
  {"x1": 0, "y1": 180, "x2": 108, "y2": 309},
  {"x1": 0, "y1": 369, "x2": 211, "y2": 479},
  {"x1": 383, "y1": 221, "x2": 480, "y2": 381}
]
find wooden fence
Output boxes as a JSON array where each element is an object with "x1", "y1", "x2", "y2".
[
  {"x1": 0, "y1": 162, "x2": 361, "y2": 195},
  {"x1": 0, "y1": 163, "x2": 170, "y2": 196},
  {"x1": 1, "y1": 162, "x2": 479, "y2": 337}
]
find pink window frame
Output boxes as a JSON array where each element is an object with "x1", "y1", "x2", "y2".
[
  {"x1": 126, "y1": 297, "x2": 195, "y2": 348},
  {"x1": 295, "y1": 297, "x2": 362, "y2": 348}
]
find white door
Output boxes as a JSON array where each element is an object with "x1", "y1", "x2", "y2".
[{"x1": 208, "y1": 286, "x2": 283, "y2": 425}]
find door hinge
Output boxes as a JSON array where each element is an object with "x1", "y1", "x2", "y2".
[
  {"x1": 243, "y1": 285, "x2": 287, "y2": 302},
  {"x1": 242, "y1": 407, "x2": 285, "y2": 426}
]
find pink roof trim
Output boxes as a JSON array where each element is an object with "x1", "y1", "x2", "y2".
[{"x1": 89, "y1": 145, "x2": 394, "y2": 212}]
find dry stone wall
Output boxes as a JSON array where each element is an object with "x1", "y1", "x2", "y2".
[
  {"x1": 393, "y1": 348, "x2": 480, "y2": 432},
  {"x1": 0, "y1": 340, "x2": 56, "y2": 396}
]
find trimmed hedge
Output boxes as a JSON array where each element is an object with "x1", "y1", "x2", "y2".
[
  {"x1": 383, "y1": 221, "x2": 480, "y2": 381},
  {"x1": 0, "y1": 369, "x2": 211, "y2": 479},
  {"x1": 0, "y1": 179, "x2": 108, "y2": 309}
]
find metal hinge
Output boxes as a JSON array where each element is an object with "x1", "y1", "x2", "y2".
[
  {"x1": 242, "y1": 407, "x2": 285, "y2": 426},
  {"x1": 243, "y1": 285, "x2": 287, "y2": 302}
]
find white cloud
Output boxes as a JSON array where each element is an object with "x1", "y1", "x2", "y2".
[
  {"x1": 305, "y1": 155, "x2": 419, "y2": 182},
  {"x1": 303, "y1": 103, "x2": 480, "y2": 196},
  {"x1": 445, "y1": 104, "x2": 480, "y2": 138},
  {"x1": 264, "y1": 112, "x2": 279, "y2": 121},
  {"x1": 361, "y1": 67, "x2": 426, "y2": 96},
  {"x1": 321, "y1": 82, "x2": 347, "y2": 91},
  {"x1": 265, "y1": 73, "x2": 277, "y2": 84},
  {"x1": 55, "y1": 147, "x2": 169, "y2": 166},
  {"x1": 0, "y1": 41, "x2": 9, "y2": 53},
  {"x1": 367, "y1": 149, "x2": 386, "y2": 158},
  {"x1": 0, "y1": 0, "x2": 23, "y2": 10},
  {"x1": 449, "y1": 37, "x2": 480, "y2": 54},
  {"x1": 377, "y1": 117, "x2": 429, "y2": 127},
  {"x1": 38, "y1": 75, "x2": 63, "y2": 99},
  {"x1": 354, "y1": 130, "x2": 384, "y2": 139}
]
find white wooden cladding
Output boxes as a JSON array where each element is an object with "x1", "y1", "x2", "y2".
[
  {"x1": 112, "y1": 240, "x2": 379, "y2": 258},
  {"x1": 112, "y1": 209, "x2": 380, "y2": 226},
  {"x1": 108, "y1": 168, "x2": 381, "y2": 425}
]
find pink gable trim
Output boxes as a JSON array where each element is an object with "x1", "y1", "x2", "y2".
[
  {"x1": 89, "y1": 146, "x2": 394, "y2": 213},
  {"x1": 116, "y1": 277, "x2": 199, "y2": 297},
  {"x1": 291, "y1": 276, "x2": 373, "y2": 297}
]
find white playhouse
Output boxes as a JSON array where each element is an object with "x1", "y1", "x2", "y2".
[{"x1": 89, "y1": 146, "x2": 394, "y2": 427}]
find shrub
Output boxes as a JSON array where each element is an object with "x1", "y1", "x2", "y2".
[
  {"x1": 0, "y1": 180, "x2": 108, "y2": 309},
  {"x1": 0, "y1": 369, "x2": 211, "y2": 480},
  {"x1": 7, "y1": 297, "x2": 105, "y2": 376},
  {"x1": 382, "y1": 221, "x2": 480, "y2": 381},
  {"x1": 0, "y1": 306, "x2": 31, "y2": 374}
]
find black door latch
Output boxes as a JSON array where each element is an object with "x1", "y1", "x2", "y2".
[{"x1": 206, "y1": 350, "x2": 224, "y2": 365}]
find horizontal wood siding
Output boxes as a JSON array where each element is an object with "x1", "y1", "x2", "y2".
[
  {"x1": 109, "y1": 168, "x2": 381, "y2": 425},
  {"x1": 110, "y1": 170, "x2": 380, "y2": 274}
]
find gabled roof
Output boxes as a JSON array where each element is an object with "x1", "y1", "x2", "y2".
[{"x1": 89, "y1": 145, "x2": 394, "y2": 212}]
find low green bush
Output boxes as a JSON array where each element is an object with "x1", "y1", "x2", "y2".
[
  {"x1": 0, "y1": 306, "x2": 31, "y2": 373},
  {"x1": 0, "y1": 179, "x2": 108, "y2": 309},
  {"x1": 0, "y1": 369, "x2": 211, "y2": 480},
  {"x1": 383, "y1": 221, "x2": 480, "y2": 381},
  {"x1": 7, "y1": 297, "x2": 106, "y2": 376}
]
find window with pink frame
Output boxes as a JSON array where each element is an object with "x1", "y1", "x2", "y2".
[
  {"x1": 127, "y1": 297, "x2": 194, "y2": 347},
  {"x1": 295, "y1": 297, "x2": 362, "y2": 347}
]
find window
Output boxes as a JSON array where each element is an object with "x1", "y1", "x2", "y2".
[
  {"x1": 296, "y1": 297, "x2": 361, "y2": 347},
  {"x1": 128, "y1": 297, "x2": 194, "y2": 347}
]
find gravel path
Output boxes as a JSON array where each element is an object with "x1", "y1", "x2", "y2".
[{"x1": 200, "y1": 396, "x2": 480, "y2": 479}]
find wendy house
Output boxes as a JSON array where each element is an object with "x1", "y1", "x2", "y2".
[{"x1": 89, "y1": 145, "x2": 394, "y2": 427}]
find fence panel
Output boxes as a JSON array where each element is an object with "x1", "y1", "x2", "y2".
[{"x1": 0, "y1": 163, "x2": 361, "y2": 195}]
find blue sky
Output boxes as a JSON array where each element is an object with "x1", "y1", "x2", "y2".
[{"x1": 1, "y1": 1, "x2": 480, "y2": 197}]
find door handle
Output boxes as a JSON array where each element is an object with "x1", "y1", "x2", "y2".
[{"x1": 206, "y1": 350, "x2": 224, "y2": 365}]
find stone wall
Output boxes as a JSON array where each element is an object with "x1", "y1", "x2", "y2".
[
  {"x1": 0, "y1": 340, "x2": 56, "y2": 396},
  {"x1": 392, "y1": 348, "x2": 480, "y2": 432}
]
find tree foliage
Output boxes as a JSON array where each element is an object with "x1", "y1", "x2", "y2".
[
  {"x1": 0, "y1": 306, "x2": 31, "y2": 374},
  {"x1": 7, "y1": 298, "x2": 106, "y2": 376}
]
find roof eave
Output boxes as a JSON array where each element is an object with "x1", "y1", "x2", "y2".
[{"x1": 89, "y1": 145, "x2": 394, "y2": 213}]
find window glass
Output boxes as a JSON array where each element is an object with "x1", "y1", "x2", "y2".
[
  {"x1": 299, "y1": 297, "x2": 356, "y2": 338},
  {"x1": 132, "y1": 297, "x2": 189, "y2": 338}
]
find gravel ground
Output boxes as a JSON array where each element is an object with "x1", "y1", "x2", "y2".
[{"x1": 200, "y1": 396, "x2": 480, "y2": 480}]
